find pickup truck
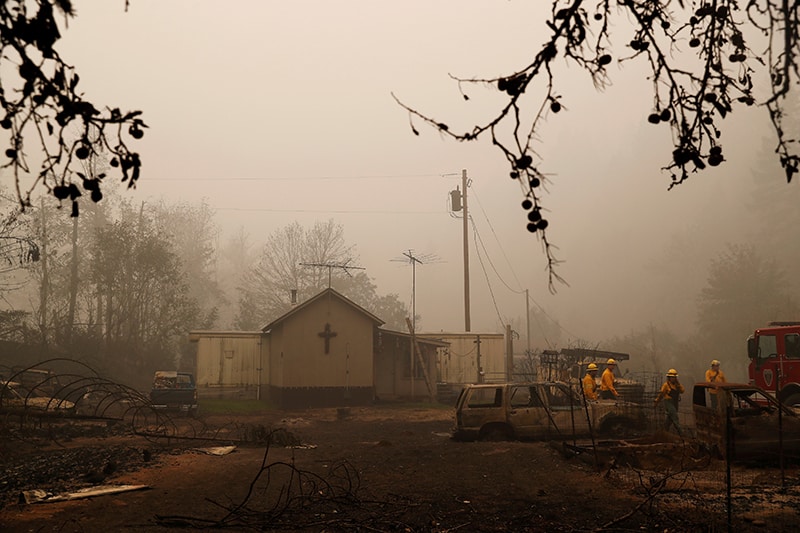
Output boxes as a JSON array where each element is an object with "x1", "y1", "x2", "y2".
[
  {"x1": 692, "y1": 382, "x2": 800, "y2": 462},
  {"x1": 149, "y1": 371, "x2": 198, "y2": 416},
  {"x1": 452, "y1": 381, "x2": 646, "y2": 441}
]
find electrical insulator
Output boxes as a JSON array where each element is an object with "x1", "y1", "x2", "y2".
[{"x1": 450, "y1": 188, "x2": 462, "y2": 212}]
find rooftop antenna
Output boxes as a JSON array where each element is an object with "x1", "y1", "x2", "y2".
[
  {"x1": 391, "y1": 250, "x2": 441, "y2": 333},
  {"x1": 299, "y1": 260, "x2": 365, "y2": 288}
]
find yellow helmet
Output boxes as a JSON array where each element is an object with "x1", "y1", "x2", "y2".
[
  {"x1": 711, "y1": 359, "x2": 720, "y2": 366},
  {"x1": 666, "y1": 368, "x2": 679, "y2": 377},
  {"x1": 587, "y1": 363, "x2": 598, "y2": 371},
  {"x1": 606, "y1": 358, "x2": 617, "y2": 365}
]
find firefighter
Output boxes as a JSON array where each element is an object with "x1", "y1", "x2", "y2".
[
  {"x1": 599, "y1": 358, "x2": 620, "y2": 400},
  {"x1": 704, "y1": 359, "x2": 726, "y2": 408},
  {"x1": 654, "y1": 368, "x2": 685, "y2": 436},
  {"x1": 583, "y1": 363, "x2": 599, "y2": 401}
]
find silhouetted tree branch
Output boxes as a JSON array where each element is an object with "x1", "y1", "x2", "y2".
[
  {"x1": 394, "y1": 0, "x2": 799, "y2": 291},
  {"x1": 0, "y1": 0, "x2": 145, "y2": 217}
]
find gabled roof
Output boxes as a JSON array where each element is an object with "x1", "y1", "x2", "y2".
[{"x1": 261, "y1": 287, "x2": 385, "y2": 332}]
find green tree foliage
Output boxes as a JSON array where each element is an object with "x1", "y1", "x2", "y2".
[
  {"x1": 397, "y1": 1, "x2": 799, "y2": 289},
  {"x1": 2, "y1": 190, "x2": 216, "y2": 382},
  {"x1": 0, "y1": 1, "x2": 145, "y2": 214},
  {"x1": 215, "y1": 228, "x2": 257, "y2": 328},
  {"x1": 88, "y1": 218, "x2": 198, "y2": 378},
  {"x1": 237, "y1": 220, "x2": 408, "y2": 330},
  {"x1": 0, "y1": 308, "x2": 30, "y2": 342},
  {"x1": 148, "y1": 200, "x2": 222, "y2": 329},
  {"x1": 748, "y1": 93, "x2": 800, "y2": 263},
  {"x1": 335, "y1": 271, "x2": 409, "y2": 331},
  {"x1": 696, "y1": 243, "x2": 798, "y2": 377},
  {"x1": 21, "y1": 179, "x2": 115, "y2": 346},
  {"x1": 236, "y1": 220, "x2": 352, "y2": 328}
]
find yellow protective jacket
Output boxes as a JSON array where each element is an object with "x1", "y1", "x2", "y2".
[
  {"x1": 600, "y1": 368, "x2": 619, "y2": 397},
  {"x1": 583, "y1": 373, "x2": 599, "y2": 400},
  {"x1": 655, "y1": 380, "x2": 685, "y2": 405},
  {"x1": 705, "y1": 369, "x2": 726, "y2": 394}
]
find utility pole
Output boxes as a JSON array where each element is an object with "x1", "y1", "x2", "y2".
[
  {"x1": 448, "y1": 170, "x2": 471, "y2": 332},
  {"x1": 408, "y1": 253, "x2": 418, "y2": 400},
  {"x1": 462, "y1": 169, "x2": 471, "y2": 332},
  {"x1": 402, "y1": 250, "x2": 424, "y2": 334},
  {"x1": 526, "y1": 289, "x2": 531, "y2": 357},
  {"x1": 506, "y1": 324, "x2": 514, "y2": 381},
  {"x1": 475, "y1": 335, "x2": 482, "y2": 383}
]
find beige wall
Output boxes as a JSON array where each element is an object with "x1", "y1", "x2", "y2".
[
  {"x1": 192, "y1": 331, "x2": 264, "y2": 387},
  {"x1": 268, "y1": 324, "x2": 284, "y2": 388},
  {"x1": 374, "y1": 332, "x2": 439, "y2": 400},
  {"x1": 421, "y1": 333, "x2": 506, "y2": 384},
  {"x1": 373, "y1": 334, "x2": 399, "y2": 398},
  {"x1": 272, "y1": 296, "x2": 375, "y2": 388}
]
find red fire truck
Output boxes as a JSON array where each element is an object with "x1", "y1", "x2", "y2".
[{"x1": 747, "y1": 322, "x2": 800, "y2": 406}]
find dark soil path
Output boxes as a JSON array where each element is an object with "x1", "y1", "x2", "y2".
[{"x1": 0, "y1": 405, "x2": 787, "y2": 531}]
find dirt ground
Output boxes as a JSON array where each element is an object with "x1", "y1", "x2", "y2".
[{"x1": 1, "y1": 405, "x2": 797, "y2": 532}]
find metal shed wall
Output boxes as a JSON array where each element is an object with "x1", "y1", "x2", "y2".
[
  {"x1": 419, "y1": 332, "x2": 506, "y2": 384},
  {"x1": 191, "y1": 331, "x2": 265, "y2": 396}
]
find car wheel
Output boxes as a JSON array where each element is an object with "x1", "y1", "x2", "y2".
[
  {"x1": 783, "y1": 393, "x2": 800, "y2": 408},
  {"x1": 480, "y1": 425, "x2": 512, "y2": 441},
  {"x1": 599, "y1": 416, "x2": 635, "y2": 437}
]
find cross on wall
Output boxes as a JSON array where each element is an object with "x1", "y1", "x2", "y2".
[{"x1": 318, "y1": 323, "x2": 337, "y2": 354}]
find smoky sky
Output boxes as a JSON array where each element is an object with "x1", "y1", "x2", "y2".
[{"x1": 48, "y1": 1, "x2": 784, "y2": 347}]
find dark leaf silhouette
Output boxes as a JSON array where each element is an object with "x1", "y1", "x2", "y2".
[
  {"x1": 0, "y1": 1, "x2": 145, "y2": 216},
  {"x1": 393, "y1": 0, "x2": 799, "y2": 291}
]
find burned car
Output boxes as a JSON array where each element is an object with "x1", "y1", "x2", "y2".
[
  {"x1": 452, "y1": 381, "x2": 646, "y2": 441},
  {"x1": 692, "y1": 382, "x2": 800, "y2": 462},
  {"x1": 149, "y1": 370, "x2": 198, "y2": 416},
  {"x1": 0, "y1": 379, "x2": 75, "y2": 412}
]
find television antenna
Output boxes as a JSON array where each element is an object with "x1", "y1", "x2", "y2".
[
  {"x1": 299, "y1": 260, "x2": 365, "y2": 288},
  {"x1": 391, "y1": 250, "x2": 441, "y2": 332}
]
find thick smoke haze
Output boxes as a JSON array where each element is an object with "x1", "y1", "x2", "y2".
[{"x1": 7, "y1": 1, "x2": 796, "y2": 381}]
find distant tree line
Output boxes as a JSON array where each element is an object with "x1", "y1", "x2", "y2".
[{"x1": 0, "y1": 184, "x2": 409, "y2": 386}]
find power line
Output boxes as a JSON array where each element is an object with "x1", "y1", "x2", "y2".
[
  {"x1": 470, "y1": 188, "x2": 524, "y2": 292},
  {"x1": 143, "y1": 173, "x2": 449, "y2": 182},
  {"x1": 210, "y1": 206, "x2": 443, "y2": 215},
  {"x1": 470, "y1": 217, "x2": 506, "y2": 329},
  {"x1": 466, "y1": 199, "x2": 581, "y2": 345},
  {"x1": 469, "y1": 208, "x2": 522, "y2": 296}
]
